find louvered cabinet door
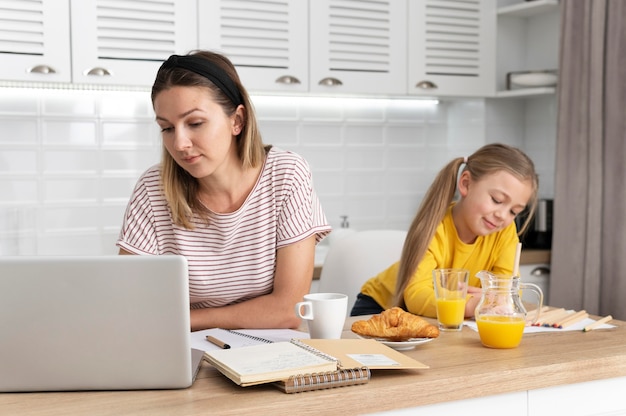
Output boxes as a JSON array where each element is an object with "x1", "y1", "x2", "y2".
[
  {"x1": 408, "y1": 0, "x2": 496, "y2": 97},
  {"x1": 310, "y1": 0, "x2": 407, "y2": 95},
  {"x1": 0, "y1": 0, "x2": 71, "y2": 83},
  {"x1": 70, "y1": 0, "x2": 197, "y2": 86},
  {"x1": 198, "y1": 0, "x2": 308, "y2": 93}
]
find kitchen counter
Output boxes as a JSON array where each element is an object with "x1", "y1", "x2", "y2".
[
  {"x1": 313, "y1": 248, "x2": 551, "y2": 280},
  {"x1": 3, "y1": 313, "x2": 624, "y2": 415}
]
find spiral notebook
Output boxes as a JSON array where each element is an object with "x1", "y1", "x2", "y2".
[
  {"x1": 274, "y1": 366, "x2": 371, "y2": 394},
  {"x1": 203, "y1": 339, "x2": 339, "y2": 386}
]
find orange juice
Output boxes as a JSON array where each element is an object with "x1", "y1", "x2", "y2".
[
  {"x1": 436, "y1": 298, "x2": 466, "y2": 327},
  {"x1": 476, "y1": 315, "x2": 526, "y2": 348}
]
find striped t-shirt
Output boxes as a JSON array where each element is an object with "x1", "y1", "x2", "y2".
[{"x1": 117, "y1": 147, "x2": 330, "y2": 308}]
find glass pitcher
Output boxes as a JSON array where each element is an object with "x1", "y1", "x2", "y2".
[{"x1": 474, "y1": 270, "x2": 544, "y2": 349}]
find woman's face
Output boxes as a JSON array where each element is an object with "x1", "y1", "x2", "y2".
[
  {"x1": 153, "y1": 86, "x2": 241, "y2": 179},
  {"x1": 455, "y1": 170, "x2": 532, "y2": 244}
]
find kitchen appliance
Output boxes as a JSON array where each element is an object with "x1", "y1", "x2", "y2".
[{"x1": 516, "y1": 199, "x2": 553, "y2": 249}]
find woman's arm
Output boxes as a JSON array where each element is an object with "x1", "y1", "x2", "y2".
[{"x1": 189, "y1": 235, "x2": 316, "y2": 331}]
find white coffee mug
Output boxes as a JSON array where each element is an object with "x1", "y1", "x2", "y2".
[{"x1": 294, "y1": 293, "x2": 348, "y2": 339}]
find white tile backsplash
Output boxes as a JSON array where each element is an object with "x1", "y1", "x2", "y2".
[{"x1": 0, "y1": 89, "x2": 556, "y2": 255}]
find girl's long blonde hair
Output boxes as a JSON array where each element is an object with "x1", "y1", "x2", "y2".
[
  {"x1": 151, "y1": 50, "x2": 266, "y2": 229},
  {"x1": 393, "y1": 143, "x2": 539, "y2": 308}
]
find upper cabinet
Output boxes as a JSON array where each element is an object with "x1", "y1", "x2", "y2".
[
  {"x1": 408, "y1": 0, "x2": 496, "y2": 97},
  {"x1": 198, "y1": 0, "x2": 308, "y2": 93},
  {"x1": 309, "y1": 0, "x2": 407, "y2": 95},
  {"x1": 199, "y1": 0, "x2": 407, "y2": 96},
  {"x1": 495, "y1": 0, "x2": 560, "y2": 98},
  {"x1": 70, "y1": 0, "x2": 197, "y2": 86},
  {"x1": 2, "y1": 0, "x2": 560, "y2": 99},
  {"x1": 0, "y1": 0, "x2": 71, "y2": 83}
]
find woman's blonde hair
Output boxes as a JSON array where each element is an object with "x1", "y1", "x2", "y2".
[
  {"x1": 151, "y1": 50, "x2": 266, "y2": 229},
  {"x1": 393, "y1": 143, "x2": 539, "y2": 307}
]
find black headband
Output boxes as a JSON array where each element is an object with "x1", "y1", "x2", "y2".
[{"x1": 160, "y1": 54, "x2": 243, "y2": 106}]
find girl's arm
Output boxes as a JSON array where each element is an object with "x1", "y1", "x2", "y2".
[
  {"x1": 189, "y1": 235, "x2": 316, "y2": 331},
  {"x1": 402, "y1": 253, "x2": 439, "y2": 318}
]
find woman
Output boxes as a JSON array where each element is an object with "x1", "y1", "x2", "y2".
[
  {"x1": 117, "y1": 51, "x2": 330, "y2": 331},
  {"x1": 351, "y1": 143, "x2": 538, "y2": 318}
]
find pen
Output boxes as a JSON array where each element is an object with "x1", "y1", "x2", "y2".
[{"x1": 206, "y1": 335, "x2": 231, "y2": 349}]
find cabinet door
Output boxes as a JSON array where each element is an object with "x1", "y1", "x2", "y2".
[
  {"x1": 198, "y1": 0, "x2": 308, "y2": 93},
  {"x1": 408, "y1": 0, "x2": 496, "y2": 97},
  {"x1": 70, "y1": 0, "x2": 197, "y2": 86},
  {"x1": 0, "y1": 0, "x2": 71, "y2": 83},
  {"x1": 309, "y1": 0, "x2": 407, "y2": 95}
]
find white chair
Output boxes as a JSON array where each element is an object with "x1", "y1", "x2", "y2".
[{"x1": 318, "y1": 229, "x2": 408, "y2": 315}]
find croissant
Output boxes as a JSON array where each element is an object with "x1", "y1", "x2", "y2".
[{"x1": 351, "y1": 307, "x2": 440, "y2": 341}]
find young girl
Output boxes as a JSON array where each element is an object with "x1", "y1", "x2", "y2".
[
  {"x1": 117, "y1": 51, "x2": 330, "y2": 331},
  {"x1": 351, "y1": 143, "x2": 538, "y2": 318}
]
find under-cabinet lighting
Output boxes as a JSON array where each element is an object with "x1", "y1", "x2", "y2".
[
  {"x1": 251, "y1": 95, "x2": 439, "y2": 108},
  {"x1": 0, "y1": 84, "x2": 440, "y2": 108},
  {"x1": 0, "y1": 81, "x2": 150, "y2": 92}
]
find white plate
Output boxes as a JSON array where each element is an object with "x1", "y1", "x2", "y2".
[{"x1": 354, "y1": 334, "x2": 435, "y2": 350}]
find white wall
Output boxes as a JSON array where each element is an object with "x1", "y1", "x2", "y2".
[{"x1": 0, "y1": 88, "x2": 555, "y2": 256}]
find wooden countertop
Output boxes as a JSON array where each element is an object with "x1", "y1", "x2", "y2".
[{"x1": 2, "y1": 312, "x2": 623, "y2": 416}]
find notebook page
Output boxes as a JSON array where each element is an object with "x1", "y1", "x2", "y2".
[{"x1": 190, "y1": 328, "x2": 309, "y2": 351}]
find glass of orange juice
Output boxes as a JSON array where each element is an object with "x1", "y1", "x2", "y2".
[{"x1": 432, "y1": 269, "x2": 469, "y2": 331}]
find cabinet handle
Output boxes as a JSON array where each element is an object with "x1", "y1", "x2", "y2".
[
  {"x1": 275, "y1": 75, "x2": 301, "y2": 85},
  {"x1": 318, "y1": 77, "x2": 343, "y2": 86},
  {"x1": 85, "y1": 67, "x2": 112, "y2": 77},
  {"x1": 530, "y1": 266, "x2": 550, "y2": 277},
  {"x1": 415, "y1": 80, "x2": 437, "y2": 89},
  {"x1": 27, "y1": 65, "x2": 57, "y2": 74}
]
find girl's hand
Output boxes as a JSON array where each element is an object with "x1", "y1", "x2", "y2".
[{"x1": 465, "y1": 286, "x2": 483, "y2": 318}]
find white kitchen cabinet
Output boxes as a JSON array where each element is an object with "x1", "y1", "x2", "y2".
[
  {"x1": 198, "y1": 0, "x2": 308, "y2": 93},
  {"x1": 70, "y1": 0, "x2": 197, "y2": 86},
  {"x1": 309, "y1": 0, "x2": 407, "y2": 95},
  {"x1": 407, "y1": 0, "x2": 496, "y2": 98},
  {"x1": 199, "y1": 0, "x2": 407, "y2": 96},
  {"x1": 0, "y1": 0, "x2": 71, "y2": 83},
  {"x1": 495, "y1": 0, "x2": 560, "y2": 97}
]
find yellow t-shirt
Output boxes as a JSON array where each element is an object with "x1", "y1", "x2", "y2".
[{"x1": 360, "y1": 205, "x2": 519, "y2": 318}]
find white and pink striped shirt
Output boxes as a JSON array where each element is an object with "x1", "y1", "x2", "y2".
[{"x1": 117, "y1": 147, "x2": 330, "y2": 308}]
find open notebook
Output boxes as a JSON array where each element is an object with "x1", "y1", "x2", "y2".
[
  {"x1": 197, "y1": 328, "x2": 428, "y2": 390},
  {"x1": 0, "y1": 255, "x2": 202, "y2": 392}
]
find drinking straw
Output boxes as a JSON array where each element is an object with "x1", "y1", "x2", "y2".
[{"x1": 513, "y1": 242, "x2": 522, "y2": 277}]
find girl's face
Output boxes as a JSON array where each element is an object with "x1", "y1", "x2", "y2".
[
  {"x1": 153, "y1": 86, "x2": 242, "y2": 179},
  {"x1": 454, "y1": 170, "x2": 532, "y2": 244}
]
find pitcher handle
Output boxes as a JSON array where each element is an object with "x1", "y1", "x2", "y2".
[{"x1": 520, "y1": 282, "x2": 544, "y2": 325}]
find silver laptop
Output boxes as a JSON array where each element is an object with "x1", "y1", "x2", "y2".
[{"x1": 0, "y1": 255, "x2": 203, "y2": 392}]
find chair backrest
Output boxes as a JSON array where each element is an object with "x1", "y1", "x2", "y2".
[{"x1": 318, "y1": 229, "x2": 407, "y2": 314}]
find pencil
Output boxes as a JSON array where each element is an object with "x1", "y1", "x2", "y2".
[
  {"x1": 555, "y1": 310, "x2": 588, "y2": 329},
  {"x1": 582, "y1": 315, "x2": 613, "y2": 332},
  {"x1": 533, "y1": 308, "x2": 567, "y2": 326},
  {"x1": 206, "y1": 335, "x2": 231, "y2": 349}
]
